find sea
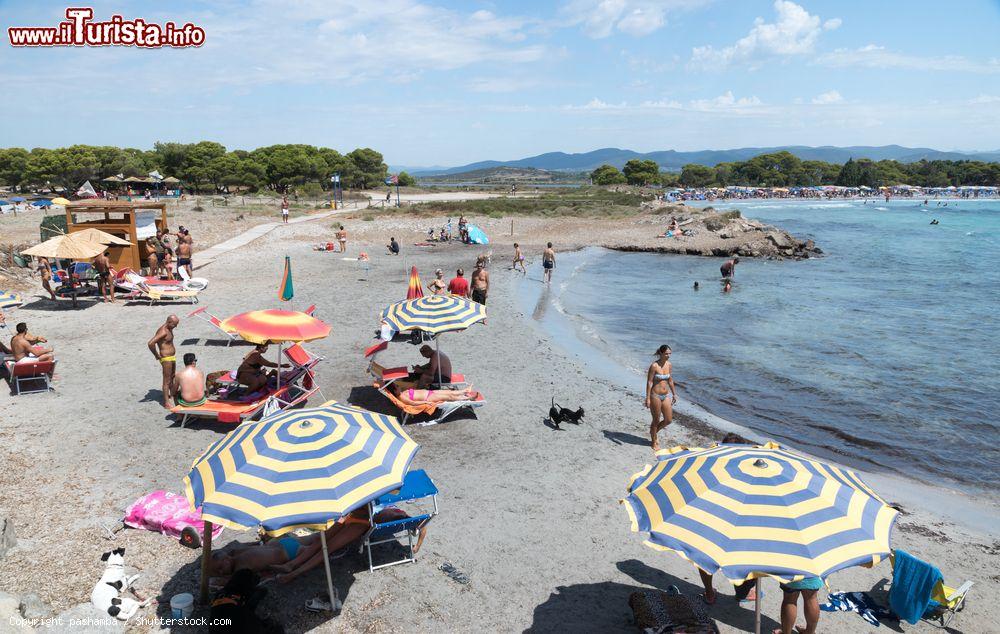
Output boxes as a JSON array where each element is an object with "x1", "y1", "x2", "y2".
[{"x1": 516, "y1": 198, "x2": 1000, "y2": 493}]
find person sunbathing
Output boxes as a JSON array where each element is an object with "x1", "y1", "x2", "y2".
[
  {"x1": 236, "y1": 344, "x2": 288, "y2": 392},
  {"x1": 390, "y1": 383, "x2": 478, "y2": 404},
  {"x1": 10, "y1": 322, "x2": 54, "y2": 363},
  {"x1": 207, "y1": 508, "x2": 424, "y2": 582},
  {"x1": 172, "y1": 353, "x2": 207, "y2": 407}
]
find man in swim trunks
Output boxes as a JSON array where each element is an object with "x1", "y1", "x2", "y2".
[
  {"x1": 172, "y1": 352, "x2": 206, "y2": 407},
  {"x1": 471, "y1": 260, "x2": 489, "y2": 323},
  {"x1": 10, "y1": 322, "x2": 54, "y2": 363},
  {"x1": 148, "y1": 315, "x2": 179, "y2": 408},
  {"x1": 414, "y1": 345, "x2": 452, "y2": 388},
  {"x1": 720, "y1": 256, "x2": 739, "y2": 279},
  {"x1": 94, "y1": 250, "x2": 114, "y2": 303},
  {"x1": 542, "y1": 242, "x2": 556, "y2": 284},
  {"x1": 176, "y1": 229, "x2": 193, "y2": 278}
]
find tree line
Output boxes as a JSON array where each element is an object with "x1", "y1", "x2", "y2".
[
  {"x1": 0, "y1": 142, "x2": 408, "y2": 194},
  {"x1": 590, "y1": 152, "x2": 1000, "y2": 188}
]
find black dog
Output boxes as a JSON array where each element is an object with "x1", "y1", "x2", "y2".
[
  {"x1": 210, "y1": 569, "x2": 283, "y2": 634},
  {"x1": 549, "y1": 397, "x2": 585, "y2": 429}
]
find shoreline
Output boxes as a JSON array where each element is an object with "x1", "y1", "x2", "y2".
[{"x1": 513, "y1": 246, "x2": 1000, "y2": 535}]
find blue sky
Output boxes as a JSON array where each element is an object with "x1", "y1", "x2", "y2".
[{"x1": 2, "y1": 0, "x2": 999, "y2": 166}]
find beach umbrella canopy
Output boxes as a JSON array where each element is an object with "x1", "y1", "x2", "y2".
[
  {"x1": 184, "y1": 400, "x2": 419, "y2": 534},
  {"x1": 71, "y1": 228, "x2": 132, "y2": 246},
  {"x1": 51, "y1": 197, "x2": 72, "y2": 206},
  {"x1": 623, "y1": 442, "x2": 897, "y2": 584},
  {"x1": 10, "y1": 197, "x2": 25, "y2": 202},
  {"x1": 184, "y1": 399, "x2": 418, "y2": 609},
  {"x1": 219, "y1": 309, "x2": 330, "y2": 345},
  {"x1": 31, "y1": 200, "x2": 52, "y2": 207},
  {"x1": 21, "y1": 233, "x2": 106, "y2": 260},
  {"x1": 623, "y1": 442, "x2": 898, "y2": 634},
  {"x1": 0, "y1": 291, "x2": 23, "y2": 309},
  {"x1": 381, "y1": 294, "x2": 485, "y2": 336},
  {"x1": 406, "y1": 266, "x2": 424, "y2": 300},
  {"x1": 0, "y1": 200, "x2": 9, "y2": 206}
]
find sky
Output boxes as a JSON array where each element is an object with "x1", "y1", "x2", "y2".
[{"x1": 2, "y1": 0, "x2": 1000, "y2": 166}]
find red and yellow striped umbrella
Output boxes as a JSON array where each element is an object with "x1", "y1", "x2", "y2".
[
  {"x1": 219, "y1": 309, "x2": 330, "y2": 345},
  {"x1": 406, "y1": 266, "x2": 424, "y2": 300}
]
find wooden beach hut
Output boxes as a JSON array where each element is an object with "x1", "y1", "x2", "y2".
[{"x1": 64, "y1": 200, "x2": 168, "y2": 272}]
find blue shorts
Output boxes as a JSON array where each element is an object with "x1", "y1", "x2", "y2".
[{"x1": 780, "y1": 577, "x2": 823, "y2": 592}]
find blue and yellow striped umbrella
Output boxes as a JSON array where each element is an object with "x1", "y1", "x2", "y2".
[
  {"x1": 0, "y1": 291, "x2": 23, "y2": 310},
  {"x1": 184, "y1": 400, "x2": 419, "y2": 536},
  {"x1": 381, "y1": 294, "x2": 485, "y2": 335},
  {"x1": 622, "y1": 442, "x2": 898, "y2": 584}
]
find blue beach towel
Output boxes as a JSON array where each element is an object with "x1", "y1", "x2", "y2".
[{"x1": 889, "y1": 550, "x2": 943, "y2": 624}]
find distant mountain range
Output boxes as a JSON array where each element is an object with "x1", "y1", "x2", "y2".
[{"x1": 402, "y1": 145, "x2": 1000, "y2": 176}]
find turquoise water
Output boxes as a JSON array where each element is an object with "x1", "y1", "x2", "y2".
[{"x1": 522, "y1": 199, "x2": 999, "y2": 490}]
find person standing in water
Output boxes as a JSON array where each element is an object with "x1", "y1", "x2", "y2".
[
  {"x1": 645, "y1": 344, "x2": 677, "y2": 451},
  {"x1": 542, "y1": 242, "x2": 555, "y2": 284}
]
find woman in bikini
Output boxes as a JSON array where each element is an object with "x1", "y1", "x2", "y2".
[
  {"x1": 236, "y1": 344, "x2": 288, "y2": 392},
  {"x1": 390, "y1": 383, "x2": 479, "y2": 404},
  {"x1": 427, "y1": 269, "x2": 447, "y2": 295},
  {"x1": 645, "y1": 344, "x2": 677, "y2": 451},
  {"x1": 512, "y1": 243, "x2": 526, "y2": 274},
  {"x1": 37, "y1": 257, "x2": 56, "y2": 300}
]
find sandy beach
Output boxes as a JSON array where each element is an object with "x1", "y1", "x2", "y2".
[{"x1": 1, "y1": 208, "x2": 997, "y2": 633}]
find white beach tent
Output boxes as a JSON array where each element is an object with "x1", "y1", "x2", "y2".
[{"x1": 77, "y1": 180, "x2": 98, "y2": 198}]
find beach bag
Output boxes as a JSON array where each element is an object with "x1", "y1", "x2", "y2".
[
  {"x1": 628, "y1": 589, "x2": 718, "y2": 633},
  {"x1": 124, "y1": 490, "x2": 223, "y2": 542}
]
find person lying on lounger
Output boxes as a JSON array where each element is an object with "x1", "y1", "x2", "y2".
[
  {"x1": 207, "y1": 507, "x2": 425, "y2": 583},
  {"x1": 389, "y1": 383, "x2": 478, "y2": 404},
  {"x1": 236, "y1": 344, "x2": 289, "y2": 392}
]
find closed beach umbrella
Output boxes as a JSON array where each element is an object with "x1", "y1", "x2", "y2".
[
  {"x1": 622, "y1": 442, "x2": 898, "y2": 634},
  {"x1": 71, "y1": 228, "x2": 132, "y2": 246},
  {"x1": 406, "y1": 266, "x2": 424, "y2": 300},
  {"x1": 51, "y1": 197, "x2": 72, "y2": 206},
  {"x1": 21, "y1": 233, "x2": 106, "y2": 260},
  {"x1": 381, "y1": 294, "x2": 485, "y2": 336},
  {"x1": 0, "y1": 291, "x2": 23, "y2": 309},
  {"x1": 185, "y1": 400, "x2": 418, "y2": 605},
  {"x1": 220, "y1": 309, "x2": 330, "y2": 345}
]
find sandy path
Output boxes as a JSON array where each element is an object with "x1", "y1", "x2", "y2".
[{"x1": 0, "y1": 219, "x2": 996, "y2": 633}]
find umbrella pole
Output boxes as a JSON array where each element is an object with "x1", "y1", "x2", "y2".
[
  {"x1": 435, "y1": 336, "x2": 442, "y2": 386},
  {"x1": 199, "y1": 521, "x2": 214, "y2": 604},
  {"x1": 754, "y1": 577, "x2": 761, "y2": 634},
  {"x1": 276, "y1": 342, "x2": 282, "y2": 390},
  {"x1": 320, "y1": 530, "x2": 338, "y2": 612}
]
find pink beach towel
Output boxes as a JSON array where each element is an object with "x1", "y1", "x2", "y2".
[{"x1": 124, "y1": 490, "x2": 223, "y2": 541}]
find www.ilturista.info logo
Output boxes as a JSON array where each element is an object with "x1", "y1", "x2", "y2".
[{"x1": 8, "y1": 7, "x2": 205, "y2": 48}]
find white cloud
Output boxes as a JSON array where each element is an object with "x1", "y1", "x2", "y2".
[
  {"x1": 689, "y1": 91, "x2": 763, "y2": 111},
  {"x1": 969, "y1": 95, "x2": 1000, "y2": 104},
  {"x1": 45, "y1": 0, "x2": 547, "y2": 89},
  {"x1": 811, "y1": 90, "x2": 843, "y2": 104},
  {"x1": 561, "y1": 0, "x2": 712, "y2": 39},
  {"x1": 818, "y1": 45, "x2": 1000, "y2": 74},
  {"x1": 688, "y1": 0, "x2": 839, "y2": 70}
]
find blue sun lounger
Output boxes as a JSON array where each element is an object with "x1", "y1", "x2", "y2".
[{"x1": 362, "y1": 469, "x2": 438, "y2": 572}]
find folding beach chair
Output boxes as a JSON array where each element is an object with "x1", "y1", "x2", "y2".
[
  {"x1": 365, "y1": 339, "x2": 468, "y2": 391},
  {"x1": 888, "y1": 551, "x2": 974, "y2": 628},
  {"x1": 187, "y1": 307, "x2": 241, "y2": 345},
  {"x1": 4, "y1": 359, "x2": 56, "y2": 395},
  {"x1": 284, "y1": 343, "x2": 324, "y2": 401},
  {"x1": 361, "y1": 469, "x2": 438, "y2": 572},
  {"x1": 375, "y1": 382, "x2": 485, "y2": 427}
]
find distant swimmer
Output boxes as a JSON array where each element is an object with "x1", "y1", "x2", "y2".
[
  {"x1": 924, "y1": 199, "x2": 929, "y2": 205},
  {"x1": 930, "y1": 219, "x2": 939, "y2": 225},
  {"x1": 693, "y1": 281, "x2": 700, "y2": 291}
]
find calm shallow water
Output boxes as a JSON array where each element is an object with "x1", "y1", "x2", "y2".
[{"x1": 520, "y1": 199, "x2": 1000, "y2": 490}]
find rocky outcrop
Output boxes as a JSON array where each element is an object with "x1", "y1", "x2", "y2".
[{"x1": 605, "y1": 205, "x2": 821, "y2": 260}]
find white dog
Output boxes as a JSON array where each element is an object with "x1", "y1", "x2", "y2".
[{"x1": 91, "y1": 548, "x2": 150, "y2": 620}]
